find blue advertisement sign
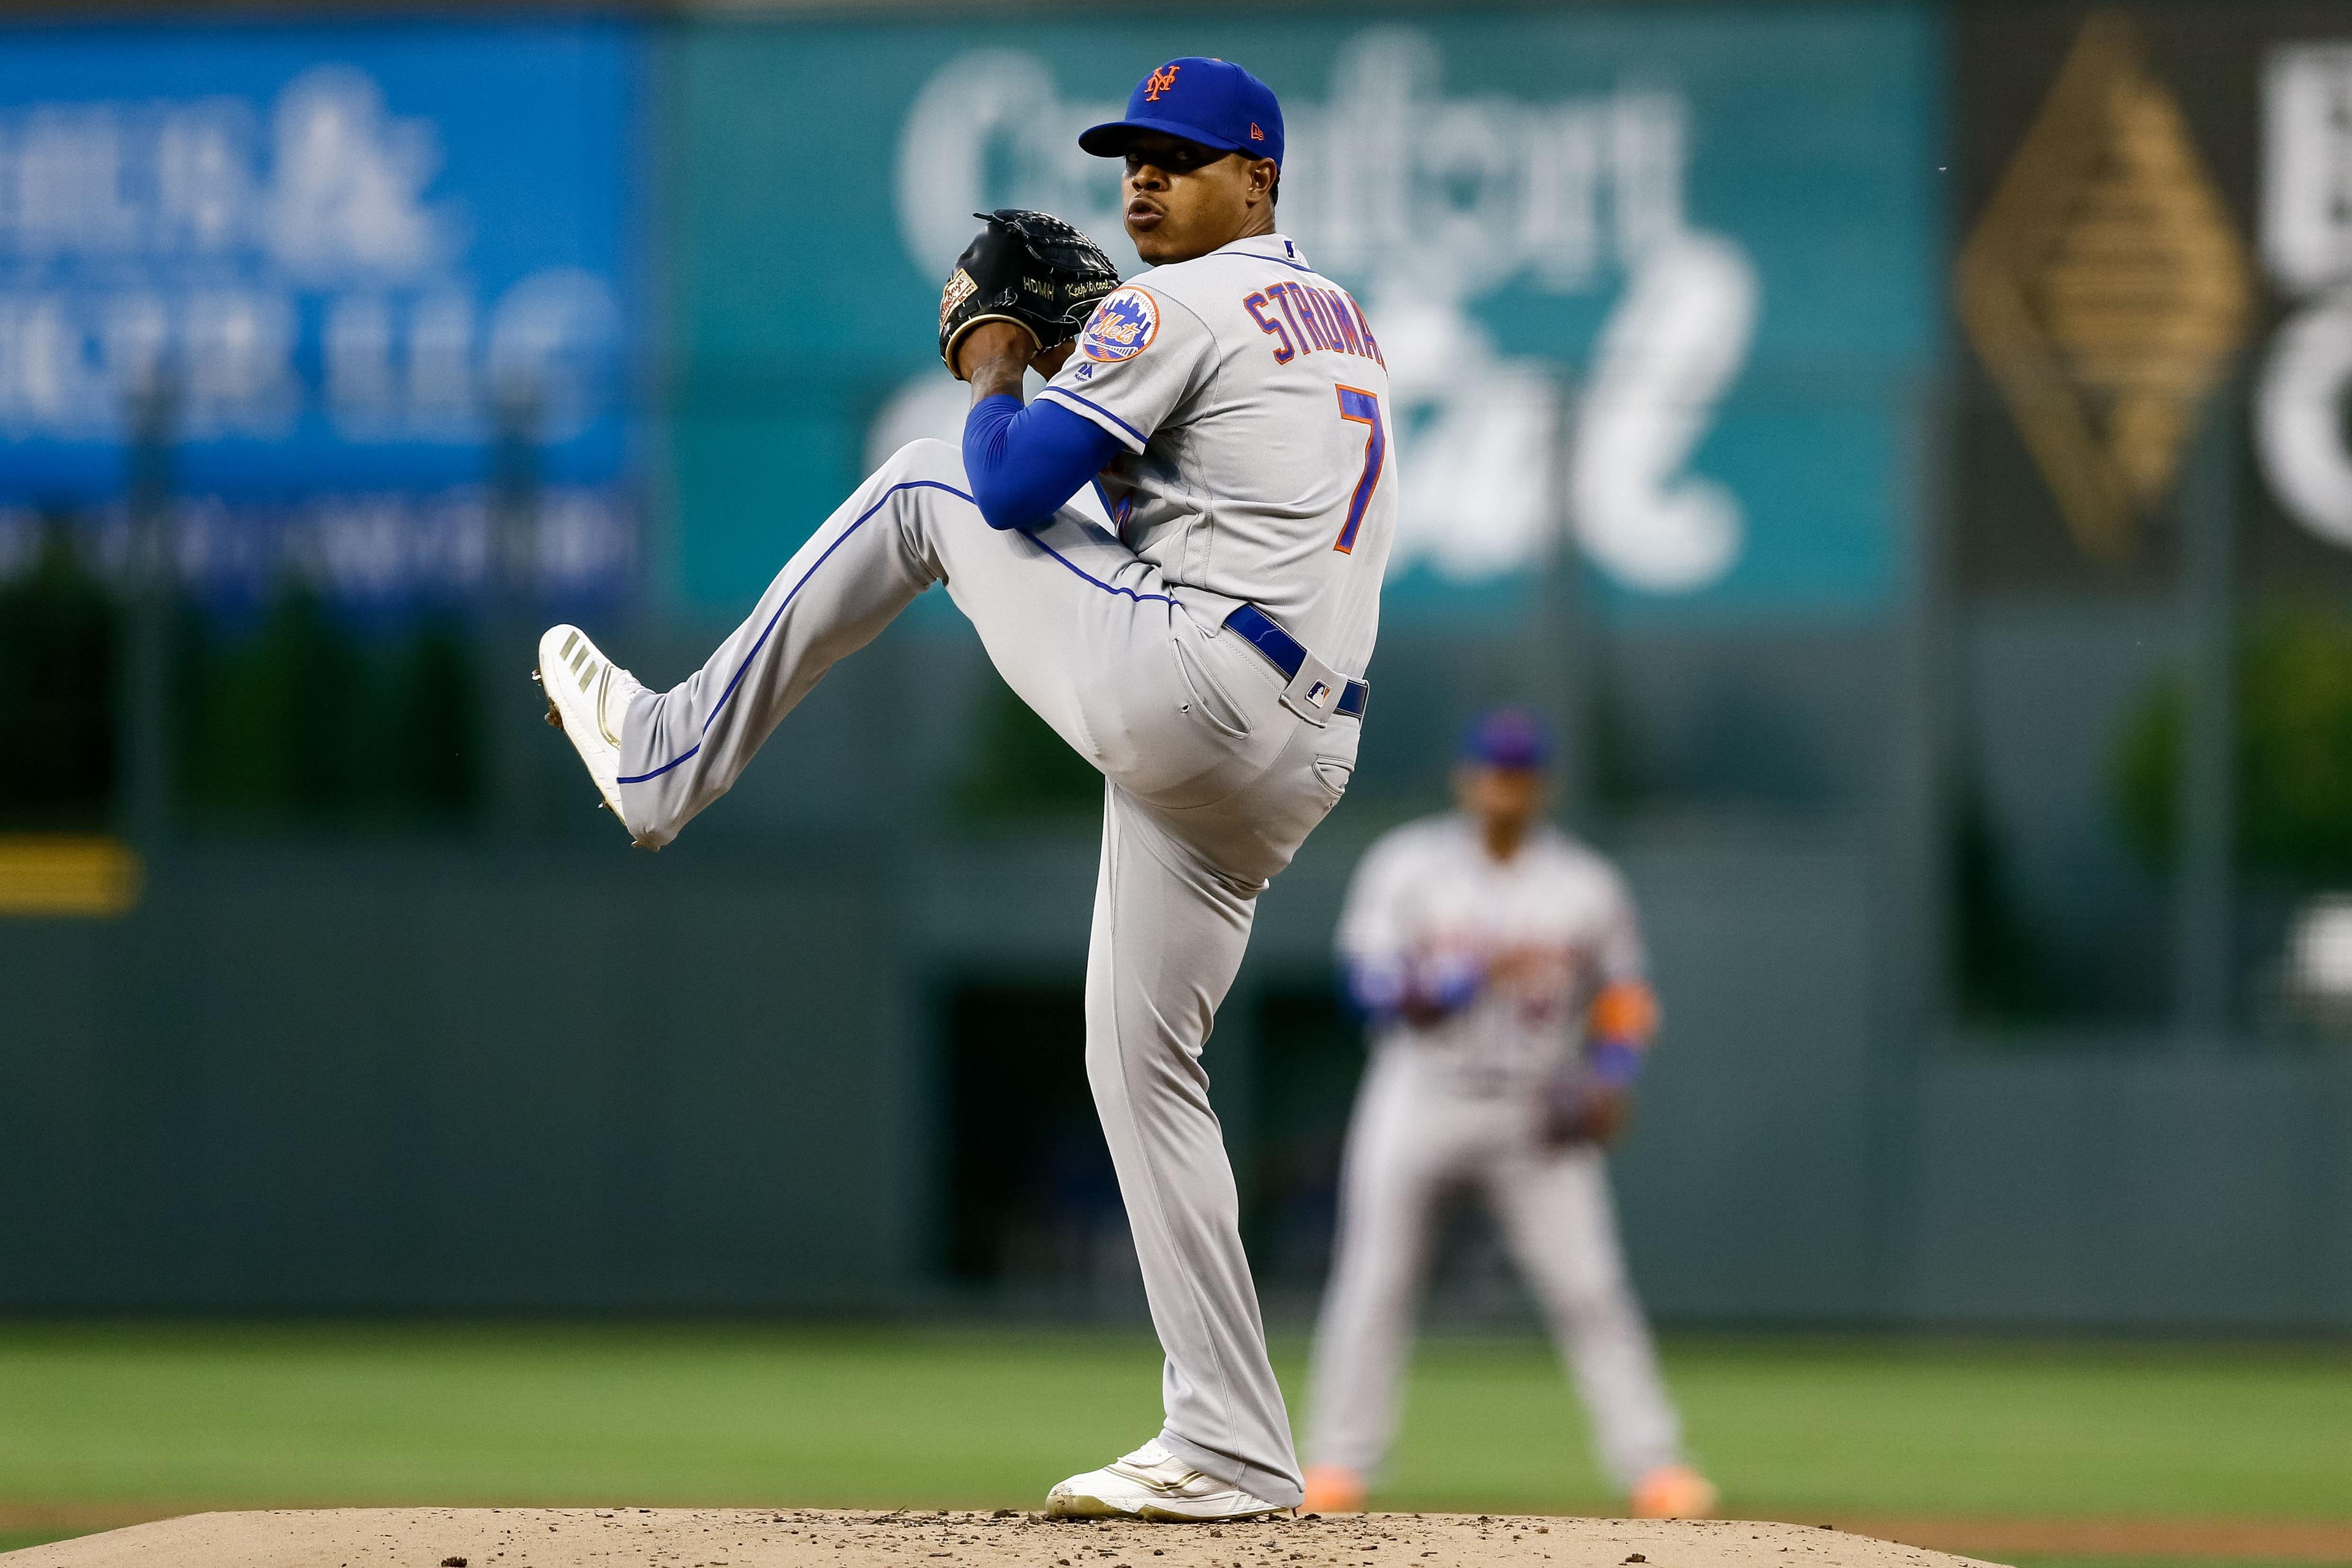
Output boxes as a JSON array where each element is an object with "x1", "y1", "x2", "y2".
[
  {"x1": 669, "y1": 8, "x2": 1942, "y2": 620},
  {"x1": 0, "y1": 21, "x2": 641, "y2": 609}
]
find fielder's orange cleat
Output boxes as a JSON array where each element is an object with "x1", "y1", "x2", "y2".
[
  {"x1": 1628, "y1": 1463, "x2": 1718, "y2": 1519},
  {"x1": 1300, "y1": 1464, "x2": 1367, "y2": 1515}
]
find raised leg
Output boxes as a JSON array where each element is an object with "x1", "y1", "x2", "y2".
[{"x1": 617, "y1": 439, "x2": 1243, "y2": 846}]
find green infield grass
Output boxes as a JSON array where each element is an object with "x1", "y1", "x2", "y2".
[{"x1": 0, "y1": 1325, "x2": 2344, "y2": 1556}]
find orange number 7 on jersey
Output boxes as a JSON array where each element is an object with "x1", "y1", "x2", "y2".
[{"x1": 1334, "y1": 385, "x2": 1385, "y2": 554}]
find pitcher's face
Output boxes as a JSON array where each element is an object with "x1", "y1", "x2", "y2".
[{"x1": 1120, "y1": 133, "x2": 1277, "y2": 264}]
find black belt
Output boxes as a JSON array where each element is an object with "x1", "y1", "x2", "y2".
[{"x1": 1224, "y1": 603, "x2": 1368, "y2": 722}]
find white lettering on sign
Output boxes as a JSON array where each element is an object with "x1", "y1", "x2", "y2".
[
  {"x1": 2259, "y1": 45, "x2": 2352, "y2": 546},
  {"x1": 889, "y1": 29, "x2": 1758, "y2": 594},
  {"x1": 0, "y1": 66, "x2": 616, "y2": 445},
  {"x1": 2258, "y1": 289, "x2": 2352, "y2": 546},
  {"x1": 2263, "y1": 46, "x2": 2352, "y2": 293}
]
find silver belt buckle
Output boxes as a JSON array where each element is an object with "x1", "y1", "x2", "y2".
[{"x1": 1280, "y1": 647, "x2": 1344, "y2": 727}]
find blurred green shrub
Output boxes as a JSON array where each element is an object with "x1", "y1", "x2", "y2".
[
  {"x1": 951, "y1": 679, "x2": 1100, "y2": 826},
  {"x1": 1, "y1": 524, "x2": 485, "y2": 833},
  {"x1": 1953, "y1": 780, "x2": 2059, "y2": 1023},
  {"x1": 176, "y1": 587, "x2": 364, "y2": 817},
  {"x1": 0, "y1": 524, "x2": 118, "y2": 829},
  {"x1": 2113, "y1": 608, "x2": 2352, "y2": 880},
  {"x1": 176, "y1": 589, "x2": 483, "y2": 828}
]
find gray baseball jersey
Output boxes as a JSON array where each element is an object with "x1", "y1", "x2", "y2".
[
  {"x1": 1039, "y1": 234, "x2": 1391, "y2": 677},
  {"x1": 611, "y1": 230, "x2": 1393, "y2": 1510},
  {"x1": 1308, "y1": 814, "x2": 1687, "y2": 1493},
  {"x1": 1336, "y1": 815, "x2": 1648, "y2": 1093}
]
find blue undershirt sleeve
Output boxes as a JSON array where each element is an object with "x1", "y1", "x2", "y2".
[
  {"x1": 961, "y1": 393, "x2": 1126, "y2": 532},
  {"x1": 1343, "y1": 957, "x2": 1408, "y2": 1024},
  {"x1": 1341, "y1": 954, "x2": 1483, "y2": 1028},
  {"x1": 1588, "y1": 1038, "x2": 1646, "y2": 1086}
]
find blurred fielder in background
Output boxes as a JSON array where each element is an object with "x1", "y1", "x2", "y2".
[{"x1": 1300, "y1": 709, "x2": 1715, "y2": 1520}]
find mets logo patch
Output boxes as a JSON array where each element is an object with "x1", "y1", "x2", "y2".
[{"x1": 1080, "y1": 287, "x2": 1159, "y2": 363}]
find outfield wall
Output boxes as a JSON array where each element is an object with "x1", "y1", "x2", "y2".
[
  {"x1": 6, "y1": 2, "x2": 2352, "y2": 1328},
  {"x1": 7, "y1": 627, "x2": 2351, "y2": 1327}
]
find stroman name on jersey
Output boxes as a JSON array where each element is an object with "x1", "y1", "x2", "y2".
[{"x1": 1242, "y1": 281, "x2": 1385, "y2": 368}]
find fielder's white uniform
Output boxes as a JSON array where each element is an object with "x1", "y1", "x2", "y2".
[
  {"x1": 1305, "y1": 815, "x2": 1689, "y2": 1491},
  {"x1": 616, "y1": 234, "x2": 1394, "y2": 1509}
]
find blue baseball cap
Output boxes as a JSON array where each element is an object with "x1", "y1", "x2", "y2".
[
  {"x1": 1463, "y1": 709, "x2": 1551, "y2": 772},
  {"x1": 1080, "y1": 58, "x2": 1284, "y2": 166}
]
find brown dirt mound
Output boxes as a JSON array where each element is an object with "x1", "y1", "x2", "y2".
[
  {"x1": 1830, "y1": 1517, "x2": 2352, "y2": 1562},
  {"x1": 1, "y1": 1508, "x2": 2004, "y2": 1568}
]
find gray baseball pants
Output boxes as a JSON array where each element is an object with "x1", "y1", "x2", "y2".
[
  {"x1": 1305, "y1": 1044, "x2": 1684, "y2": 1492},
  {"x1": 616, "y1": 439, "x2": 1358, "y2": 1509}
]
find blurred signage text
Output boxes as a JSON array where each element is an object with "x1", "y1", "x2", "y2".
[
  {"x1": 673, "y1": 9, "x2": 1941, "y2": 619},
  {"x1": 2260, "y1": 42, "x2": 2352, "y2": 548},
  {"x1": 0, "y1": 23, "x2": 641, "y2": 612}
]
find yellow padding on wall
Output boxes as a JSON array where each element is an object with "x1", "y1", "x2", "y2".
[{"x1": 0, "y1": 836, "x2": 144, "y2": 918}]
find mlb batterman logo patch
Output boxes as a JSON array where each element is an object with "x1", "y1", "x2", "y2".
[{"x1": 1080, "y1": 286, "x2": 1159, "y2": 363}]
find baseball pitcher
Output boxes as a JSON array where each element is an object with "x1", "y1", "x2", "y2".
[
  {"x1": 1300, "y1": 710, "x2": 1715, "y2": 1520},
  {"x1": 535, "y1": 59, "x2": 1392, "y2": 1521}
]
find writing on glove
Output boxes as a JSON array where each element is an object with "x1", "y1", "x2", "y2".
[{"x1": 940, "y1": 209, "x2": 1121, "y2": 377}]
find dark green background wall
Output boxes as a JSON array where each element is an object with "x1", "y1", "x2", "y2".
[
  {"x1": 7, "y1": 625, "x2": 2348, "y2": 1325},
  {"x1": 7, "y1": 2, "x2": 2352, "y2": 1329}
]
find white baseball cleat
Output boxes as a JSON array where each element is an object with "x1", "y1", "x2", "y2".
[
  {"x1": 533, "y1": 624, "x2": 648, "y2": 843},
  {"x1": 1044, "y1": 1439, "x2": 1291, "y2": 1522}
]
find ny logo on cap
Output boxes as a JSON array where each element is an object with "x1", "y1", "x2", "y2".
[{"x1": 1145, "y1": 63, "x2": 1181, "y2": 100}]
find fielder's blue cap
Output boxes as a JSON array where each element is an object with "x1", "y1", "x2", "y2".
[
  {"x1": 1080, "y1": 57, "x2": 1284, "y2": 166},
  {"x1": 1463, "y1": 709, "x2": 1551, "y2": 771}
]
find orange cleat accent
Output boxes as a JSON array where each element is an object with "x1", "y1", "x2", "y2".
[
  {"x1": 1628, "y1": 1463, "x2": 1717, "y2": 1520},
  {"x1": 1300, "y1": 1464, "x2": 1366, "y2": 1515}
]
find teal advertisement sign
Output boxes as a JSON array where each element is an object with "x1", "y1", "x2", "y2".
[{"x1": 667, "y1": 8, "x2": 1942, "y2": 619}]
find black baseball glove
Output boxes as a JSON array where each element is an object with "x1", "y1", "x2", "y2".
[{"x1": 938, "y1": 209, "x2": 1121, "y2": 377}]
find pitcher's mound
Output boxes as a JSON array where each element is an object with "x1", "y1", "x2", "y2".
[{"x1": 4, "y1": 1507, "x2": 2008, "y2": 1568}]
